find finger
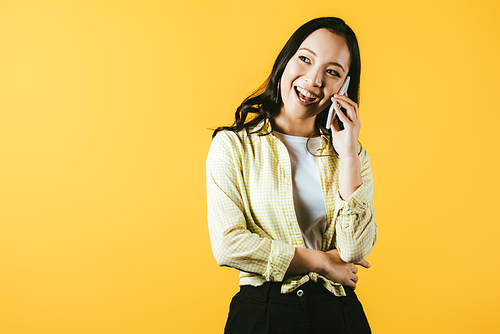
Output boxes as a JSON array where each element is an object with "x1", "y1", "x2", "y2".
[
  {"x1": 333, "y1": 95, "x2": 354, "y2": 110},
  {"x1": 334, "y1": 94, "x2": 359, "y2": 119},
  {"x1": 331, "y1": 97, "x2": 351, "y2": 125},
  {"x1": 351, "y1": 274, "x2": 358, "y2": 283},
  {"x1": 334, "y1": 97, "x2": 358, "y2": 122},
  {"x1": 353, "y1": 266, "x2": 358, "y2": 274},
  {"x1": 355, "y1": 260, "x2": 371, "y2": 269},
  {"x1": 345, "y1": 278, "x2": 356, "y2": 290},
  {"x1": 334, "y1": 93, "x2": 356, "y2": 107}
]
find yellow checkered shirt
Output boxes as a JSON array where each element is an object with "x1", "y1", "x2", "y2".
[{"x1": 206, "y1": 121, "x2": 377, "y2": 296}]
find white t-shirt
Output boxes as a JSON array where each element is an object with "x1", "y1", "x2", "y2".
[{"x1": 273, "y1": 131, "x2": 327, "y2": 250}]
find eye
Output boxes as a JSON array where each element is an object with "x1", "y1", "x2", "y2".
[
  {"x1": 298, "y1": 55, "x2": 310, "y2": 64},
  {"x1": 326, "y1": 69, "x2": 340, "y2": 77}
]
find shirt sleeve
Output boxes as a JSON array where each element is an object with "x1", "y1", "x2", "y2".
[
  {"x1": 206, "y1": 132, "x2": 295, "y2": 282},
  {"x1": 333, "y1": 147, "x2": 378, "y2": 263}
]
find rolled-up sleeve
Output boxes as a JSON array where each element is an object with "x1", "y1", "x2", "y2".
[
  {"x1": 206, "y1": 132, "x2": 295, "y2": 282},
  {"x1": 333, "y1": 148, "x2": 377, "y2": 263}
]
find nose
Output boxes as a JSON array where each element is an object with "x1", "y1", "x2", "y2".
[{"x1": 304, "y1": 68, "x2": 323, "y2": 87}]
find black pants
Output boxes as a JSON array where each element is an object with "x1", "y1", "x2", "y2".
[{"x1": 224, "y1": 281, "x2": 371, "y2": 334}]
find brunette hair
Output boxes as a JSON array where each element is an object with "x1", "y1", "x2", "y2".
[{"x1": 212, "y1": 17, "x2": 361, "y2": 138}]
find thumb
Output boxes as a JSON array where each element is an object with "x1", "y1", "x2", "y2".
[{"x1": 354, "y1": 260, "x2": 371, "y2": 269}]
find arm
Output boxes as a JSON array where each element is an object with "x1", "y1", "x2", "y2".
[
  {"x1": 285, "y1": 148, "x2": 375, "y2": 288},
  {"x1": 286, "y1": 246, "x2": 370, "y2": 290},
  {"x1": 207, "y1": 131, "x2": 375, "y2": 288},
  {"x1": 206, "y1": 132, "x2": 295, "y2": 282},
  {"x1": 330, "y1": 93, "x2": 377, "y2": 263},
  {"x1": 333, "y1": 147, "x2": 377, "y2": 263}
]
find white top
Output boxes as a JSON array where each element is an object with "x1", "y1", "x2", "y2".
[{"x1": 273, "y1": 131, "x2": 327, "y2": 250}]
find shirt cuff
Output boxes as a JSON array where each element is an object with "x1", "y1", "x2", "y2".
[
  {"x1": 334, "y1": 182, "x2": 369, "y2": 215},
  {"x1": 264, "y1": 240, "x2": 296, "y2": 282}
]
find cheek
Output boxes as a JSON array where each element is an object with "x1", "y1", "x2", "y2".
[
  {"x1": 282, "y1": 61, "x2": 303, "y2": 86},
  {"x1": 326, "y1": 81, "x2": 344, "y2": 97},
  {"x1": 287, "y1": 66, "x2": 301, "y2": 80},
  {"x1": 331, "y1": 83, "x2": 342, "y2": 96}
]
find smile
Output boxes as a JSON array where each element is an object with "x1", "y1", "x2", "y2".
[{"x1": 294, "y1": 86, "x2": 319, "y2": 105}]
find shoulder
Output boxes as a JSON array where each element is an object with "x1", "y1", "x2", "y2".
[
  {"x1": 211, "y1": 121, "x2": 269, "y2": 150},
  {"x1": 208, "y1": 127, "x2": 259, "y2": 163},
  {"x1": 211, "y1": 128, "x2": 251, "y2": 151}
]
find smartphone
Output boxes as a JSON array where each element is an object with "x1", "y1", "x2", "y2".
[{"x1": 325, "y1": 76, "x2": 350, "y2": 129}]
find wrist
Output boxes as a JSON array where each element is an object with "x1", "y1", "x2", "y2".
[
  {"x1": 288, "y1": 247, "x2": 323, "y2": 275},
  {"x1": 339, "y1": 154, "x2": 360, "y2": 162},
  {"x1": 312, "y1": 250, "x2": 326, "y2": 275}
]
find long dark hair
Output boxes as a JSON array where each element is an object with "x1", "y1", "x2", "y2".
[{"x1": 212, "y1": 17, "x2": 361, "y2": 138}]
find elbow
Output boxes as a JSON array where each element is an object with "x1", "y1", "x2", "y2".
[
  {"x1": 337, "y1": 248, "x2": 359, "y2": 263},
  {"x1": 208, "y1": 220, "x2": 239, "y2": 268},
  {"x1": 214, "y1": 254, "x2": 231, "y2": 268},
  {"x1": 212, "y1": 243, "x2": 230, "y2": 267},
  {"x1": 339, "y1": 246, "x2": 373, "y2": 263},
  {"x1": 338, "y1": 223, "x2": 377, "y2": 263},
  {"x1": 211, "y1": 232, "x2": 238, "y2": 268},
  {"x1": 214, "y1": 257, "x2": 227, "y2": 268}
]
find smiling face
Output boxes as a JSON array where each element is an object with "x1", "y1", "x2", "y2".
[{"x1": 275, "y1": 28, "x2": 351, "y2": 136}]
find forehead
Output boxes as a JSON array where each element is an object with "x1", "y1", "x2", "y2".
[{"x1": 299, "y1": 28, "x2": 350, "y2": 66}]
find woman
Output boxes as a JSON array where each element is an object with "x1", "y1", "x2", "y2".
[{"x1": 207, "y1": 17, "x2": 377, "y2": 333}]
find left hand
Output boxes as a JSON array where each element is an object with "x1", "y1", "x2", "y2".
[{"x1": 330, "y1": 93, "x2": 361, "y2": 158}]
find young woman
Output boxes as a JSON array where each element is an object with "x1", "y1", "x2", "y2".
[{"x1": 207, "y1": 17, "x2": 377, "y2": 334}]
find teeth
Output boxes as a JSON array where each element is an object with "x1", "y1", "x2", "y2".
[{"x1": 297, "y1": 87, "x2": 317, "y2": 99}]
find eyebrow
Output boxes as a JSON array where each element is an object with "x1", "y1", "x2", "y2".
[{"x1": 298, "y1": 47, "x2": 345, "y2": 71}]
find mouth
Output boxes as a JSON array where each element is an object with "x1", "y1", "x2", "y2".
[{"x1": 294, "y1": 86, "x2": 319, "y2": 105}]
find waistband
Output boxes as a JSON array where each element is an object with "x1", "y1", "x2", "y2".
[{"x1": 239, "y1": 281, "x2": 354, "y2": 304}]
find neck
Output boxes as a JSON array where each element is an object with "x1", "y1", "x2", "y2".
[{"x1": 272, "y1": 113, "x2": 319, "y2": 137}]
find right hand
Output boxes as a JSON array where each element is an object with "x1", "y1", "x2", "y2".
[{"x1": 319, "y1": 249, "x2": 370, "y2": 289}]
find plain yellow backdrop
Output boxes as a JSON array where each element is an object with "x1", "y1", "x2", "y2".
[{"x1": 1, "y1": 0, "x2": 499, "y2": 333}]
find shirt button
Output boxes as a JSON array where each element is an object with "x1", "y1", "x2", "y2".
[{"x1": 296, "y1": 289, "x2": 304, "y2": 297}]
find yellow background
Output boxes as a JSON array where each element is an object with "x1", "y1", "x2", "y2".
[{"x1": 1, "y1": 0, "x2": 499, "y2": 333}]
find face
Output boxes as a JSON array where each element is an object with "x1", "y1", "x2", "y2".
[{"x1": 278, "y1": 28, "x2": 351, "y2": 123}]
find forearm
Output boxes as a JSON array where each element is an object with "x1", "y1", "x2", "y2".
[
  {"x1": 338, "y1": 155, "x2": 362, "y2": 201},
  {"x1": 209, "y1": 219, "x2": 295, "y2": 281},
  {"x1": 334, "y1": 149, "x2": 377, "y2": 263},
  {"x1": 286, "y1": 247, "x2": 370, "y2": 289},
  {"x1": 335, "y1": 209, "x2": 377, "y2": 262},
  {"x1": 286, "y1": 247, "x2": 324, "y2": 275}
]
